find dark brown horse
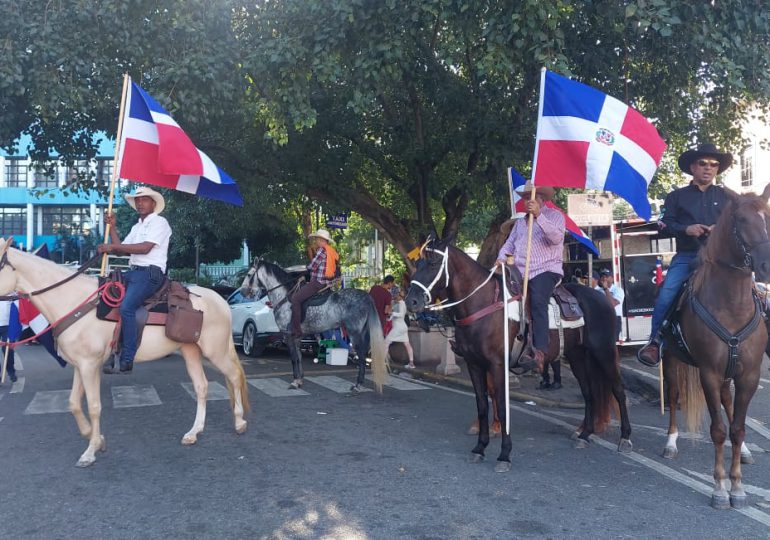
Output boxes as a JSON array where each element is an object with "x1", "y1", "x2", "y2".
[
  {"x1": 405, "y1": 236, "x2": 631, "y2": 472},
  {"x1": 661, "y1": 185, "x2": 770, "y2": 509}
]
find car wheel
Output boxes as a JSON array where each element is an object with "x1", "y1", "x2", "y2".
[{"x1": 242, "y1": 321, "x2": 266, "y2": 357}]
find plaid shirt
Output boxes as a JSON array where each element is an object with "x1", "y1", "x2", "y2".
[
  {"x1": 497, "y1": 206, "x2": 565, "y2": 279},
  {"x1": 307, "y1": 246, "x2": 332, "y2": 284}
]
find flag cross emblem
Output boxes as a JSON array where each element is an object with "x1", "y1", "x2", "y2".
[{"x1": 595, "y1": 128, "x2": 615, "y2": 146}]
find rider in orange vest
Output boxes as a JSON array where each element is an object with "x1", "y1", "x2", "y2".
[{"x1": 290, "y1": 229, "x2": 339, "y2": 337}]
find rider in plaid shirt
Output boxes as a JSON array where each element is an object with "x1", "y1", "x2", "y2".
[{"x1": 290, "y1": 229, "x2": 339, "y2": 337}]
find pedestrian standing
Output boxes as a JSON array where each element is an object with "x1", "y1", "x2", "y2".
[{"x1": 0, "y1": 299, "x2": 17, "y2": 383}]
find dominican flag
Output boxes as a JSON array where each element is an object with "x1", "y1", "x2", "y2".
[
  {"x1": 118, "y1": 79, "x2": 243, "y2": 206},
  {"x1": 508, "y1": 167, "x2": 599, "y2": 257},
  {"x1": 532, "y1": 70, "x2": 666, "y2": 220}
]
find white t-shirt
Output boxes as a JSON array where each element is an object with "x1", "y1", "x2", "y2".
[
  {"x1": 595, "y1": 284, "x2": 625, "y2": 316},
  {"x1": 0, "y1": 300, "x2": 11, "y2": 326},
  {"x1": 123, "y1": 213, "x2": 172, "y2": 272}
]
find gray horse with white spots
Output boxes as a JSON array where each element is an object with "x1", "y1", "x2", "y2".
[{"x1": 241, "y1": 258, "x2": 388, "y2": 393}]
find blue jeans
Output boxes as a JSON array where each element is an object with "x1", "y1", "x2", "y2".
[
  {"x1": 650, "y1": 252, "x2": 697, "y2": 340},
  {"x1": 120, "y1": 267, "x2": 165, "y2": 366},
  {"x1": 0, "y1": 325, "x2": 15, "y2": 377}
]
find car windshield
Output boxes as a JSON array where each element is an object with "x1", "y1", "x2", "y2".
[{"x1": 228, "y1": 289, "x2": 266, "y2": 305}]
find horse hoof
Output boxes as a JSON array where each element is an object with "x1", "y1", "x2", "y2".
[
  {"x1": 494, "y1": 461, "x2": 512, "y2": 473},
  {"x1": 574, "y1": 438, "x2": 589, "y2": 450},
  {"x1": 730, "y1": 494, "x2": 749, "y2": 509},
  {"x1": 181, "y1": 434, "x2": 198, "y2": 445},
  {"x1": 468, "y1": 453, "x2": 485, "y2": 464},
  {"x1": 711, "y1": 493, "x2": 730, "y2": 510},
  {"x1": 617, "y1": 438, "x2": 633, "y2": 454},
  {"x1": 76, "y1": 456, "x2": 95, "y2": 468},
  {"x1": 235, "y1": 421, "x2": 248, "y2": 435},
  {"x1": 662, "y1": 446, "x2": 678, "y2": 460},
  {"x1": 741, "y1": 452, "x2": 755, "y2": 465}
]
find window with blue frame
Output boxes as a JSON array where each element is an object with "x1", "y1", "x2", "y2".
[
  {"x1": 4, "y1": 158, "x2": 27, "y2": 187},
  {"x1": 97, "y1": 159, "x2": 114, "y2": 186},
  {"x1": 32, "y1": 162, "x2": 59, "y2": 188},
  {"x1": 0, "y1": 207, "x2": 27, "y2": 235},
  {"x1": 42, "y1": 206, "x2": 92, "y2": 235}
]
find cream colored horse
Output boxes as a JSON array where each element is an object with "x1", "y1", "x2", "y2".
[{"x1": 0, "y1": 239, "x2": 249, "y2": 467}]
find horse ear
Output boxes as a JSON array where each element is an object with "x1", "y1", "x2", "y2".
[{"x1": 761, "y1": 183, "x2": 770, "y2": 203}]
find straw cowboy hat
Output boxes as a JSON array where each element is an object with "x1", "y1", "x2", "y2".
[
  {"x1": 124, "y1": 187, "x2": 166, "y2": 214},
  {"x1": 517, "y1": 180, "x2": 555, "y2": 201},
  {"x1": 677, "y1": 143, "x2": 733, "y2": 175},
  {"x1": 308, "y1": 228, "x2": 332, "y2": 242}
]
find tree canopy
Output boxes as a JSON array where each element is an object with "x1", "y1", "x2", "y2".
[{"x1": 2, "y1": 0, "x2": 769, "y2": 267}]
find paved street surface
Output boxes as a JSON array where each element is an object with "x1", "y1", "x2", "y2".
[{"x1": 2, "y1": 343, "x2": 770, "y2": 539}]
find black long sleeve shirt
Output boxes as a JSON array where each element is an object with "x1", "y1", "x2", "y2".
[{"x1": 659, "y1": 183, "x2": 731, "y2": 253}]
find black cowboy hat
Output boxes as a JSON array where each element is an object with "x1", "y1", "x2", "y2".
[{"x1": 677, "y1": 143, "x2": 733, "y2": 175}]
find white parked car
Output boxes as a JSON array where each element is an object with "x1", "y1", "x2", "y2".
[{"x1": 227, "y1": 289, "x2": 281, "y2": 357}]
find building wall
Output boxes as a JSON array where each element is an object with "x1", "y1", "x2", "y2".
[{"x1": 721, "y1": 114, "x2": 770, "y2": 195}]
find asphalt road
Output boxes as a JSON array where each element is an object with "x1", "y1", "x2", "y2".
[{"x1": 2, "y1": 344, "x2": 770, "y2": 539}]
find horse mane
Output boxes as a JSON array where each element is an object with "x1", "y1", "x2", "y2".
[
  {"x1": 691, "y1": 192, "x2": 766, "y2": 293},
  {"x1": 260, "y1": 259, "x2": 290, "y2": 283},
  {"x1": 14, "y1": 247, "x2": 96, "y2": 286}
]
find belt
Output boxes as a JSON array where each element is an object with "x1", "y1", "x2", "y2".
[{"x1": 130, "y1": 264, "x2": 161, "y2": 271}]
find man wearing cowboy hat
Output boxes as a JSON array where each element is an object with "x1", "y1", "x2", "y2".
[
  {"x1": 637, "y1": 143, "x2": 733, "y2": 367},
  {"x1": 290, "y1": 228, "x2": 339, "y2": 337},
  {"x1": 497, "y1": 181, "x2": 565, "y2": 373},
  {"x1": 98, "y1": 186, "x2": 172, "y2": 374}
]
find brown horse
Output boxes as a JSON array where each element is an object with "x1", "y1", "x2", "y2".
[
  {"x1": 661, "y1": 185, "x2": 770, "y2": 509},
  {"x1": 405, "y1": 236, "x2": 631, "y2": 472}
]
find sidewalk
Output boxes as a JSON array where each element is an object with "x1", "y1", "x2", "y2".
[{"x1": 389, "y1": 345, "x2": 664, "y2": 410}]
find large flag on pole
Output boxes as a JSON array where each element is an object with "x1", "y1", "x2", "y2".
[
  {"x1": 531, "y1": 69, "x2": 666, "y2": 220},
  {"x1": 508, "y1": 167, "x2": 599, "y2": 257},
  {"x1": 118, "y1": 79, "x2": 243, "y2": 206}
]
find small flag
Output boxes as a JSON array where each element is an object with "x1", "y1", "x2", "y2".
[
  {"x1": 119, "y1": 79, "x2": 243, "y2": 206},
  {"x1": 531, "y1": 70, "x2": 667, "y2": 220},
  {"x1": 508, "y1": 167, "x2": 600, "y2": 257}
]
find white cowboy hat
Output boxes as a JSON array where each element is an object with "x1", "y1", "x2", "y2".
[
  {"x1": 308, "y1": 228, "x2": 332, "y2": 242},
  {"x1": 516, "y1": 181, "x2": 555, "y2": 201},
  {"x1": 124, "y1": 186, "x2": 166, "y2": 214}
]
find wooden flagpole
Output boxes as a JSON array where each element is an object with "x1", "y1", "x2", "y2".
[
  {"x1": 1, "y1": 344, "x2": 9, "y2": 385},
  {"x1": 100, "y1": 73, "x2": 131, "y2": 277}
]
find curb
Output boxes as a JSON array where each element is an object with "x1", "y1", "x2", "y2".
[
  {"x1": 393, "y1": 367, "x2": 585, "y2": 410},
  {"x1": 619, "y1": 359, "x2": 662, "y2": 402}
]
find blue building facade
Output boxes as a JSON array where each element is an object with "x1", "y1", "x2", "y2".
[{"x1": 0, "y1": 137, "x2": 123, "y2": 260}]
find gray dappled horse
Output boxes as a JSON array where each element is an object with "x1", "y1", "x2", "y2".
[{"x1": 241, "y1": 258, "x2": 387, "y2": 393}]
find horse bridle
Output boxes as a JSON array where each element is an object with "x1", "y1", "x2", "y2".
[
  {"x1": 410, "y1": 243, "x2": 499, "y2": 311},
  {"x1": 732, "y1": 211, "x2": 770, "y2": 271}
]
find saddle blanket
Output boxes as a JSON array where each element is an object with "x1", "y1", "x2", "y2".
[{"x1": 506, "y1": 298, "x2": 585, "y2": 329}]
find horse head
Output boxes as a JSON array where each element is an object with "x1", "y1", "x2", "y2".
[
  {"x1": 723, "y1": 183, "x2": 770, "y2": 282},
  {"x1": 405, "y1": 234, "x2": 451, "y2": 312},
  {"x1": 0, "y1": 238, "x2": 18, "y2": 296}
]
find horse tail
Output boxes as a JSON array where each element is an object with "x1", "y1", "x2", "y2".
[
  {"x1": 678, "y1": 362, "x2": 705, "y2": 434},
  {"x1": 587, "y1": 346, "x2": 620, "y2": 433},
  {"x1": 226, "y1": 335, "x2": 250, "y2": 414},
  {"x1": 367, "y1": 301, "x2": 389, "y2": 393}
]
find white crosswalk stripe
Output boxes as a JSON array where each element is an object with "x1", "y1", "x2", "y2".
[
  {"x1": 305, "y1": 375, "x2": 372, "y2": 393},
  {"x1": 247, "y1": 378, "x2": 309, "y2": 397},
  {"x1": 13, "y1": 358, "x2": 23, "y2": 371},
  {"x1": 181, "y1": 381, "x2": 230, "y2": 401},
  {"x1": 25, "y1": 390, "x2": 72, "y2": 414},
  {"x1": 112, "y1": 385, "x2": 162, "y2": 408},
  {"x1": 365, "y1": 374, "x2": 430, "y2": 391},
  {"x1": 10, "y1": 377, "x2": 24, "y2": 394}
]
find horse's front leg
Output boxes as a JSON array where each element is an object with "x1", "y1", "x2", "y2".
[
  {"x1": 701, "y1": 374, "x2": 730, "y2": 509},
  {"x1": 286, "y1": 335, "x2": 304, "y2": 389},
  {"x1": 180, "y1": 345, "x2": 208, "y2": 445},
  {"x1": 466, "y1": 361, "x2": 490, "y2": 462},
  {"x1": 728, "y1": 374, "x2": 760, "y2": 509},
  {"x1": 69, "y1": 367, "x2": 92, "y2": 440},
  {"x1": 663, "y1": 354, "x2": 680, "y2": 459},
  {"x1": 75, "y1": 362, "x2": 106, "y2": 467},
  {"x1": 491, "y1": 364, "x2": 512, "y2": 473},
  {"x1": 719, "y1": 380, "x2": 753, "y2": 464}
]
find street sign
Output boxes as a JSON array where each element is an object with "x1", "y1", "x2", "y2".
[
  {"x1": 326, "y1": 213, "x2": 348, "y2": 230},
  {"x1": 567, "y1": 193, "x2": 613, "y2": 226}
]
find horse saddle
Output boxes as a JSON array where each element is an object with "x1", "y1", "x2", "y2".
[
  {"x1": 506, "y1": 285, "x2": 585, "y2": 329},
  {"x1": 299, "y1": 287, "x2": 334, "y2": 323},
  {"x1": 96, "y1": 271, "x2": 203, "y2": 346}
]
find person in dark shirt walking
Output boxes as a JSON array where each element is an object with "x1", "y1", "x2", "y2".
[{"x1": 637, "y1": 143, "x2": 733, "y2": 367}]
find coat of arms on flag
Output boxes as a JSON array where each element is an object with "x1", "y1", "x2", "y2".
[
  {"x1": 118, "y1": 79, "x2": 243, "y2": 206},
  {"x1": 531, "y1": 70, "x2": 666, "y2": 220}
]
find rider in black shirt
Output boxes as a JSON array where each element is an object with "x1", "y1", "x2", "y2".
[{"x1": 637, "y1": 143, "x2": 734, "y2": 367}]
